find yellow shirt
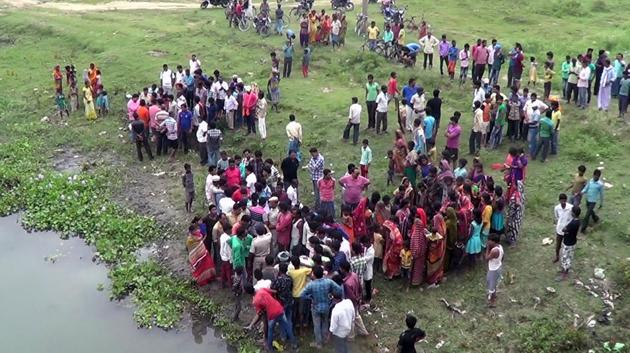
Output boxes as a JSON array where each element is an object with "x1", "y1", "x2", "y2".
[
  {"x1": 482, "y1": 205, "x2": 492, "y2": 233},
  {"x1": 544, "y1": 68, "x2": 555, "y2": 83},
  {"x1": 288, "y1": 267, "x2": 312, "y2": 298},
  {"x1": 398, "y1": 28, "x2": 406, "y2": 43},
  {"x1": 400, "y1": 249, "x2": 412, "y2": 269},
  {"x1": 367, "y1": 26, "x2": 380, "y2": 40},
  {"x1": 551, "y1": 110, "x2": 562, "y2": 130}
]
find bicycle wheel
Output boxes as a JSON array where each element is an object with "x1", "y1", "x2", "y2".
[
  {"x1": 239, "y1": 18, "x2": 250, "y2": 31},
  {"x1": 345, "y1": 2, "x2": 354, "y2": 11},
  {"x1": 289, "y1": 7, "x2": 299, "y2": 18}
]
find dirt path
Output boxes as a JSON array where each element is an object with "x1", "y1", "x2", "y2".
[{"x1": 2, "y1": 0, "x2": 334, "y2": 12}]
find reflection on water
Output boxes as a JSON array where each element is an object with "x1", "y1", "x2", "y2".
[{"x1": 0, "y1": 215, "x2": 228, "y2": 353}]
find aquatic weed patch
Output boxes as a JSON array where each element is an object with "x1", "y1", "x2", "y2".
[{"x1": 0, "y1": 139, "x2": 256, "y2": 350}]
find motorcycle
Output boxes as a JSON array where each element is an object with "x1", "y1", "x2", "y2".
[
  {"x1": 200, "y1": 0, "x2": 229, "y2": 9},
  {"x1": 331, "y1": 0, "x2": 354, "y2": 11},
  {"x1": 254, "y1": 15, "x2": 272, "y2": 37},
  {"x1": 383, "y1": 5, "x2": 404, "y2": 24}
]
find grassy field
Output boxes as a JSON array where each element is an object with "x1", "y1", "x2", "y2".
[{"x1": 0, "y1": 0, "x2": 629, "y2": 352}]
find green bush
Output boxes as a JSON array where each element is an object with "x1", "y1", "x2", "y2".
[{"x1": 517, "y1": 317, "x2": 590, "y2": 353}]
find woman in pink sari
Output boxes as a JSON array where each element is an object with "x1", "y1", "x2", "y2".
[
  {"x1": 186, "y1": 223, "x2": 216, "y2": 286},
  {"x1": 426, "y1": 209, "x2": 447, "y2": 285},
  {"x1": 383, "y1": 220, "x2": 403, "y2": 279},
  {"x1": 276, "y1": 202, "x2": 293, "y2": 252},
  {"x1": 409, "y1": 209, "x2": 428, "y2": 286}
]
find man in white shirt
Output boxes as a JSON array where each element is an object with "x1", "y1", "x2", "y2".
[
  {"x1": 196, "y1": 119, "x2": 208, "y2": 165},
  {"x1": 331, "y1": 17, "x2": 342, "y2": 48},
  {"x1": 469, "y1": 101, "x2": 483, "y2": 156},
  {"x1": 472, "y1": 81, "x2": 486, "y2": 108},
  {"x1": 224, "y1": 89, "x2": 238, "y2": 129},
  {"x1": 286, "y1": 179, "x2": 298, "y2": 206},
  {"x1": 205, "y1": 173, "x2": 220, "y2": 206},
  {"x1": 487, "y1": 39, "x2": 497, "y2": 75},
  {"x1": 245, "y1": 165, "x2": 258, "y2": 194},
  {"x1": 160, "y1": 64, "x2": 174, "y2": 95},
  {"x1": 343, "y1": 97, "x2": 362, "y2": 144},
  {"x1": 189, "y1": 54, "x2": 202, "y2": 73},
  {"x1": 330, "y1": 296, "x2": 355, "y2": 353},
  {"x1": 553, "y1": 193, "x2": 573, "y2": 263},
  {"x1": 522, "y1": 92, "x2": 548, "y2": 129},
  {"x1": 285, "y1": 114, "x2": 303, "y2": 161},
  {"x1": 410, "y1": 88, "x2": 426, "y2": 122},
  {"x1": 577, "y1": 60, "x2": 591, "y2": 109},
  {"x1": 219, "y1": 229, "x2": 233, "y2": 287},
  {"x1": 419, "y1": 32, "x2": 440, "y2": 70},
  {"x1": 175, "y1": 65, "x2": 185, "y2": 86},
  {"x1": 375, "y1": 85, "x2": 389, "y2": 134}
]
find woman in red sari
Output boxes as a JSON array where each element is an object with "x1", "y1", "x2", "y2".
[
  {"x1": 186, "y1": 223, "x2": 216, "y2": 286},
  {"x1": 426, "y1": 208, "x2": 447, "y2": 285},
  {"x1": 383, "y1": 220, "x2": 403, "y2": 279},
  {"x1": 352, "y1": 197, "x2": 369, "y2": 242},
  {"x1": 276, "y1": 201, "x2": 293, "y2": 251},
  {"x1": 409, "y1": 209, "x2": 428, "y2": 286}
]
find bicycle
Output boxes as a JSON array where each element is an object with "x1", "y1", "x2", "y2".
[
  {"x1": 404, "y1": 15, "x2": 419, "y2": 31},
  {"x1": 238, "y1": 15, "x2": 251, "y2": 31},
  {"x1": 289, "y1": 3, "x2": 309, "y2": 19}
]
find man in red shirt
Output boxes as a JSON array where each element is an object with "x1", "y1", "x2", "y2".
[
  {"x1": 387, "y1": 72, "x2": 401, "y2": 129},
  {"x1": 245, "y1": 285, "x2": 298, "y2": 351}
]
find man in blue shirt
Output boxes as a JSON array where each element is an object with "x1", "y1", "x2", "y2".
[
  {"x1": 178, "y1": 104, "x2": 193, "y2": 154},
  {"x1": 401, "y1": 78, "x2": 417, "y2": 131},
  {"x1": 300, "y1": 266, "x2": 342, "y2": 348},
  {"x1": 424, "y1": 107, "x2": 436, "y2": 146},
  {"x1": 580, "y1": 169, "x2": 604, "y2": 233},
  {"x1": 282, "y1": 40, "x2": 294, "y2": 78}
]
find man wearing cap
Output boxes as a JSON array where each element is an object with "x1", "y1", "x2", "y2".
[
  {"x1": 410, "y1": 87, "x2": 426, "y2": 121},
  {"x1": 250, "y1": 223, "x2": 272, "y2": 272}
]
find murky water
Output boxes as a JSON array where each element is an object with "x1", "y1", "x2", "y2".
[{"x1": 0, "y1": 215, "x2": 228, "y2": 353}]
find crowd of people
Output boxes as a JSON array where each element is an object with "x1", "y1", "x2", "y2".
[{"x1": 50, "y1": 8, "x2": 622, "y2": 351}]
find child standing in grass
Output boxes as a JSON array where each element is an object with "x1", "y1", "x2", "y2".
[
  {"x1": 96, "y1": 89, "x2": 109, "y2": 117},
  {"x1": 182, "y1": 163, "x2": 195, "y2": 213},
  {"x1": 55, "y1": 89, "x2": 69, "y2": 119},
  {"x1": 302, "y1": 46, "x2": 311, "y2": 78},
  {"x1": 528, "y1": 57, "x2": 538, "y2": 87},
  {"x1": 69, "y1": 80, "x2": 79, "y2": 112}
]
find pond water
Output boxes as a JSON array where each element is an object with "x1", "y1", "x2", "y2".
[{"x1": 0, "y1": 215, "x2": 229, "y2": 353}]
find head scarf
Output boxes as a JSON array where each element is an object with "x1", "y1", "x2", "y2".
[{"x1": 415, "y1": 207, "x2": 427, "y2": 227}]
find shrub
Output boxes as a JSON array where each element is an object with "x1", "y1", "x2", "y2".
[{"x1": 517, "y1": 317, "x2": 590, "y2": 353}]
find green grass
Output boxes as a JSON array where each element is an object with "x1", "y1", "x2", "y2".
[{"x1": 1, "y1": 1, "x2": 629, "y2": 352}]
